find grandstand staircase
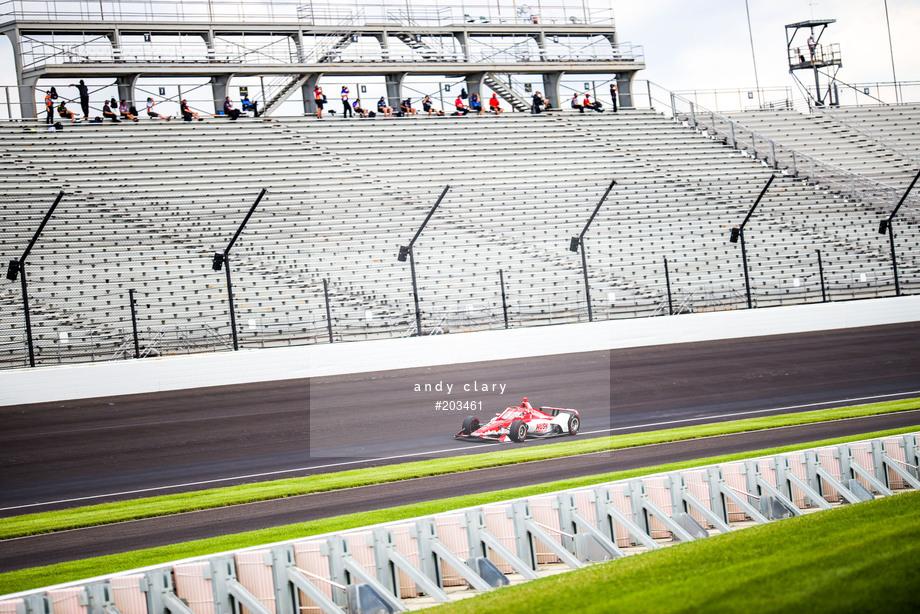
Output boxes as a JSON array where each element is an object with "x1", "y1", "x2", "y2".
[
  {"x1": 261, "y1": 75, "x2": 310, "y2": 117},
  {"x1": 484, "y1": 73, "x2": 531, "y2": 113},
  {"x1": 318, "y1": 31, "x2": 357, "y2": 63},
  {"x1": 394, "y1": 32, "x2": 448, "y2": 61}
]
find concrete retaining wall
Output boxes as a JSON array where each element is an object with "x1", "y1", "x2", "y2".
[{"x1": 2, "y1": 296, "x2": 918, "y2": 407}]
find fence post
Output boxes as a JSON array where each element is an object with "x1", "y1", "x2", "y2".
[
  {"x1": 323, "y1": 278, "x2": 334, "y2": 343},
  {"x1": 129, "y1": 289, "x2": 140, "y2": 358},
  {"x1": 689, "y1": 101, "x2": 696, "y2": 127},
  {"x1": 816, "y1": 250, "x2": 827, "y2": 303},
  {"x1": 669, "y1": 92, "x2": 676, "y2": 119},
  {"x1": 664, "y1": 257, "x2": 673, "y2": 315},
  {"x1": 499, "y1": 269, "x2": 509, "y2": 329},
  {"x1": 729, "y1": 121, "x2": 736, "y2": 149}
]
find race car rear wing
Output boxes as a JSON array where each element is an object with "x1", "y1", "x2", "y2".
[{"x1": 540, "y1": 406, "x2": 578, "y2": 417}]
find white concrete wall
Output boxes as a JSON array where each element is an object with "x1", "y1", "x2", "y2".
[{"x1": 2, "y1": 296, "x2": 918, "y2": 406}]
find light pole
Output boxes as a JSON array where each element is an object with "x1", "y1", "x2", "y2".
[
  {"x1": 569, "y1": 179, "x2": 616, "y2": 322},
  {"x1": 729, "y1": 175, "x2": 774, "y2": 309},
  {"x1": 6, "y1": 190, "x2": 65, "y2": 367},
  {"x1": 884, "y1": 0, "x2": 899, "y2": 103},
  {"x1": 878, "y1": 167, "x2": 920, "y2": 296},
  {"x1": 398, "y1": 185, "x2": 450, "y2": 336},
  {"x1": 212, "y1": 188, "x2": 267, "y2": 350}
]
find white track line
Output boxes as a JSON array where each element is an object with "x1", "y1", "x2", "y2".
[
  {"x1": 580, "y1": 390, "x2": 920, "y2": 435},
  {"x1": 3, "y1": 390, "x2": 918, "y2": 513}
]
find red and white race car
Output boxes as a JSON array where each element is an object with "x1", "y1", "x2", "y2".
[{"x1": 455, "y1": 398, "x2": 580, "y2": 443}]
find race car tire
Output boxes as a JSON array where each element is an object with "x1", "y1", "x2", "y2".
[
  {"x1": 567, "y1": 414, "x2": 580, "y2": 435},
  {"x1": 461, "y1": 416, "x2": 480, "y2": 435},
  {"x1": 509, "y1": 420, "x2": 528, "y2": 442}
]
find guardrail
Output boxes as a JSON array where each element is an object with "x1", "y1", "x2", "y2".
[
  {"x1": 643, "y1": 82, "x2": 920, "y2": 216},
  {"x1": 2, "y1": 433, "x2": 917, "y2": 612}
]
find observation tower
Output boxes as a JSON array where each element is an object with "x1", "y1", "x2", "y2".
[{"x1": 785, "y1": 18, "x2": 842, "y2": 107}]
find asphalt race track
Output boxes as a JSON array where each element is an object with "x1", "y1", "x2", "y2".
[
  {"x1": 2, "y1": 323, "x2": 919, "y2": 517},
  {"x1": 0, "y1": 411, "x2": 918, "y2": 573}
]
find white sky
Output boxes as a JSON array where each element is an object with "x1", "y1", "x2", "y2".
[
  {"x1": 0, "y1": 1, "x2": 916, "y2": 97},
  {"x1": 613, "y1": 0, "x2": 919, "y2": 92}
]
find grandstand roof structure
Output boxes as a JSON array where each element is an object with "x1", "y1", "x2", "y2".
[{"x1": 0, "y1": 0, "x2": 645, "y2": 117}]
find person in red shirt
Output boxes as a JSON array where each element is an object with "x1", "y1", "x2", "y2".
[
  {"x1": 583, "y1": 92, "x2": 602, "y2": 113},
  {"x1": 314, "y1": 86, "x2": 325, "y2": 118},
  {"x1": 488, "y1": 93, "x2": 503, "y2": 114},
  {"x1": 454, "y1": 96, "x2": 469, "y2": 115},
  {"x1": 44, "y1": 91, "x2": 53, "y2": 124}
]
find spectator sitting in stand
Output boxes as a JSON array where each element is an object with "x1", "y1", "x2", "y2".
[
  {"x1": 400, "y1": 98, "x2": 417, "y2": 116},
  {"x1": 469, "y1": 92, "x2": 484, "y2": 115},
  {"x1": 57, "y1": 101, "x2": 77, "y2": 123},
  {"x1": 146, "y1": 97, "x2": 172, "y2": 121},
  {"x1": 454, "y1": 95, "x2": 469, "y2": 115},
  {"x1": 571, "y1": 93, "x2": 584, "y2": 113},
  {"x1": 241, "y1": 95, "x2": 259, "y2": 117},
  {"x1": 377, "y1": 96, "x2": 393, "y2": 117},
  {"x1": 582, "y1": 92, "x2": 603, "y2": 113},
  {"x1": 119, "y1": 100, "x2": 139, "y2": 122},
  {"x1": 531, "y1": 91, "x2": 546, "y2": 114},
  {"x1": 102, "y1": 101, "x2": 121, "y2": 122},
  {"x1": 488, "y1": 93, "x2": 503, "y2": 114},
  {"x1": 352, "y1": 98, "x2": 367, "y2": 118},
  {"x1": 422, "y1": 96, "x2": 444, "y2": 116},
  {"x1": 180, "y1": 99, "x2": 203, "y2": 121},
  {"x1": 223, "y1": 96, "x2": 241, "y2": 120}
]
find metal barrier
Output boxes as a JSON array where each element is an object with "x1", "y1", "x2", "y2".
[
  {"x1": 2, "y1": 433, "x2": 917, "y2": 612},
  {"x1": 643, "y1": 82, "x2": 920, "y2": 216}
]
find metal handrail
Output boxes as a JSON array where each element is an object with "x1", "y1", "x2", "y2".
[
  {"x1": 816, "y1": 106, "x2": 919, "y2": 164},
  {"x1": 649, "y1": 82, "x2": 920, "y2": 215}
]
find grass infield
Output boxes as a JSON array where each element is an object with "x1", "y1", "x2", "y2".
[
  {"x1": 1, "y1": 424, "x2": 918, "y2": 596},
  {"x1": 1, "y1": 398, "x2": 918, "y2": 542},
  {"x1": 427, "y1": 490, "x2": 920, "y2": 614}
]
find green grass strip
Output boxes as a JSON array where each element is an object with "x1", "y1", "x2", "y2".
[
  {"x1": 1, "y1": 425, "x2": 917, "y2": 596},
  {"x1": 428, "y1": 490, "x2": 920, "y2": 613},
  {"x1": 1, "y1": 398, "x2": 918, "y2": 541}
]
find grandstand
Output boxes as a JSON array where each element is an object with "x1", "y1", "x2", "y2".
[
  {"x1": 2, "y1": 104, "x2": 918, "y2": 369},
  {"x1": 1, "y1": 0, "x2": 918, "y2": 369}
]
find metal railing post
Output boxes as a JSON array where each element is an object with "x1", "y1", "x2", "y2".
[
  {"x1": 323, "y1": 278, "x2": 334, "y2": 343},
  {"x1": 499, "y1": 269, "x2": 509, "y2": 329},
  {"x1": 580, "y1": 240, "x2": 593, "y2": 322},
  {"x1": 664, "y1": 257, "x2": 673, "y2": 315},
  {"x1": 129, "y1": 289, "x2": 140, "y2": 358},
  {"x1": 224, "y1": 256, "x2": 239, "y2": 350},
  {"x1": 816, "y1": 250, "x2": 827, "y2": 303},
  {"x1": 740, "y1": 231, "x2": 752, "y2": 309}
]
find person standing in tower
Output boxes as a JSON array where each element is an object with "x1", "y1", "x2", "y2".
[{"x1": 609, "y1": 81, "x2": 618, "y2": 113}]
